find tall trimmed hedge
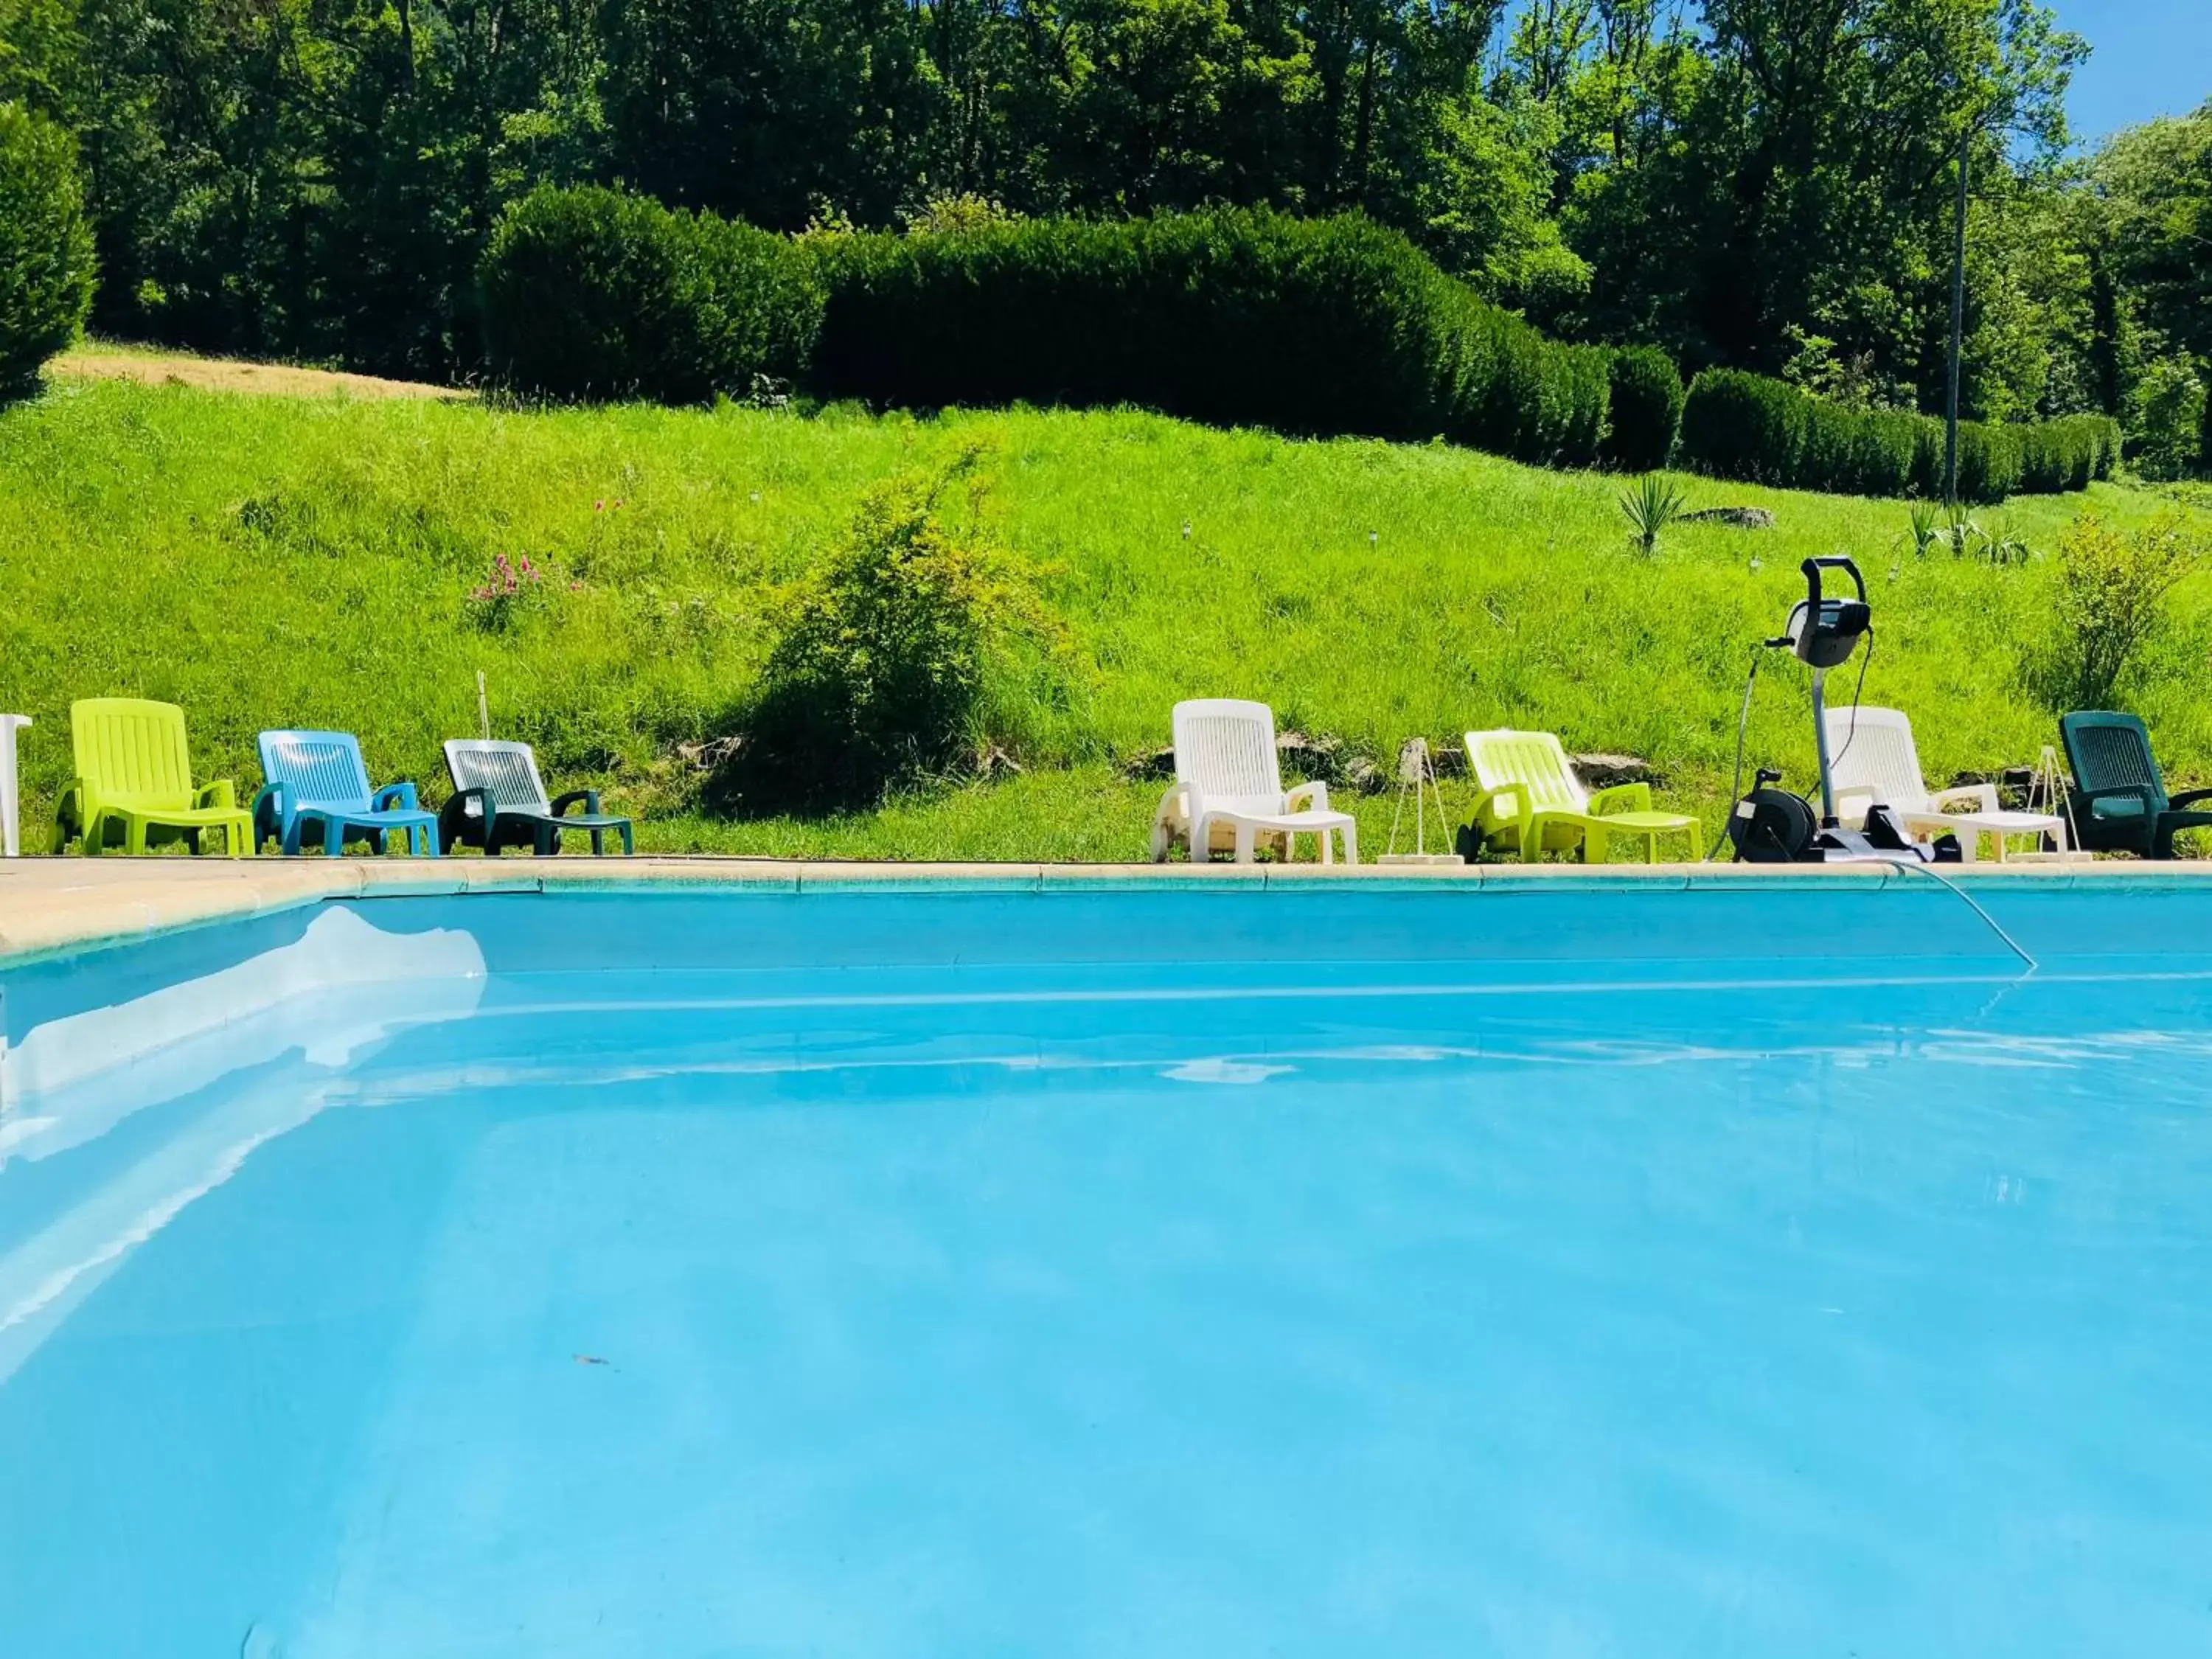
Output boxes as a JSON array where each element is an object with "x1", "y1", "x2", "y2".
[
  {"x1": 481, "y1": 184, "x2": 823, "y2": 403},
  {"x1": 1680, "y1": 367, "x2": 2118, "y2": 503},
  {"x1": 813, "y1": 211, "x2": 1435, "y2": 443},
  {"x1": 1600, "y1": 347, "x2": 1686, "y2": 471},
  {"x1": 0, "y1": 102, "x2": 97, "y2": 399},
  {"x1": 480, "y1": 190, "x2": 1616, "y2": 468},
  {"x1": 813, "y1": 207, "x2": 1611, "y2": 465}
]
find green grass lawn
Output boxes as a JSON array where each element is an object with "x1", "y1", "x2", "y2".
[{"x1": 5, "y1": 371, "x2": 2209, "y2": 860}]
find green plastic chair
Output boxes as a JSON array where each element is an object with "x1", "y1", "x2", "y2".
[
  {"x1": 1461, "y1": 729, "x2": 1703, "y2": 863},
  {"x1": 2059, "y1": 711, "x2": 2212, "y2": 859},
  {"x1": 52, "y1": 698, "x2": 256, "y2": 856}
]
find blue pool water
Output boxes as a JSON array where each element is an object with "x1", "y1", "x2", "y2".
[{"x1": 3, "y1": 878, "x2": 2211, "y2": 1657}]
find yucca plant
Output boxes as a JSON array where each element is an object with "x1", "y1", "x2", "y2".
[
  {"x1": 1900, "y1": 499, "x2": 1943, "y2": 558},
  {"x1": 1618, "y1": 473, "x2": 1688, "y2": 556},
  {"x1": 1927, "y1": 503, "x2": 1982, "y2": 559},
  {"x1": 1976, "y1": 513, "x2": 2033, "y2": 566}
]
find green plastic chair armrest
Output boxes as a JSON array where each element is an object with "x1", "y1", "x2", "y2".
[
  {"x1": 1587, "y1": 781, "x2": 1652, "y2": 815},
  {"x1": 196, "y1": 779, "x2": 238, "y2": 810},
  {"x1": 1470, "y1": 781, "x2": 1529, "y2": 846}
]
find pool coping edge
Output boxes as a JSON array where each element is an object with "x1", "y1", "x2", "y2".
[{"x1": 4, "y1": 855, "x2": 2209, "y2": 968}]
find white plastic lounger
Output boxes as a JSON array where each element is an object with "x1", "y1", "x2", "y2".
[
  {"x1": 1151, "y1": 699, "x2": 1359, "y2": 865},
  {"x1": 0, "y1": 714, "x2": 28, "y2": 858},
  {"x1": 1822, "y1": 706, "x2": 2070, "y2": 862}
]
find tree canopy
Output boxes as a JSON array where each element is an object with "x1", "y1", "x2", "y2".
[{"x1": 0, "y1": 0, "x2": 2202, "y2": 471}]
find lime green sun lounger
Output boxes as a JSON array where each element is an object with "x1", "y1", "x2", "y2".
[
  {"x1": 52, "y1": 698, "x2": 256, "y2": 856},
  {"x1": 1462, "y1": 729, "x2": 1703, "y2": 863}
]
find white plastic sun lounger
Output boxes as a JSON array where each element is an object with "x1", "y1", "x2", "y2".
[
  {"x1": 1822, "y1": 706, "x2": 2070, "y2": 862},
  {"x1": 1150, "y1": 699, "x2": 1359, "y2": 865}
]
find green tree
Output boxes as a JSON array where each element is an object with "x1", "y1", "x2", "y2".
[
  {"x1": 2089, "y1": 102, "x2": 2212, "y2": 474},
  {"x1": 0, "y1": 97, "x2": 94, "y2": 394}
]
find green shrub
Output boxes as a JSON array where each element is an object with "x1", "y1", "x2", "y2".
[
  {"x1": 1851, "y1": 411, "x2": 1924, "y2": 498},
  {"x1": 0, "y1": 102, "x2": 97, "y2": 399},
  {"x1": 2124, "y1": 358, "x2": 2205, "y2": 481},
  {"x1": 1955, "y1": 421, "x2": 2021, "y2": 505},
  {"x1": 2097, "y1": 413, "x2": 2127, "y2": 480},
  {"x1": 2018, "y1": 415, "x2": 2110, "y2": 494},
  {"x1": 479, "y1": 184, "x2": 821, "y2": 403},
  {"x1": 2028, "y1": 510, "x2": 2207, "y2": 712},
  {"x1": 1678, "y1": 369, "x2": 1809, "y2": 485},
  {"x1": 1798, "y1": 396, "x2": 1857, "y2": 493},
  {"x1": 814, "y1": 206, "x2": 1613, "y2": 467},
  {"x1": 722, "y1": 447, "x2": 1074, "y2": 810},
  {"x1": 2017, "y1": 422, "x2": 2065, "y2": 494},
  {"x1": 486, "y1": 191, "x2": 1622, "y2": 468},
  {"x1": 815, "y1": 209, "x2": 1449, "y2": 445},
  {"x1": 1683, "y1": 363, "x2": 2101, "y2": 502},
  {"x1": 1600, "y1": 347, "x2": 1685, "y2": 471}
]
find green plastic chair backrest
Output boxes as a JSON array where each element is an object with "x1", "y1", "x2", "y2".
[
  {"x1": 72, "y1": 698, "x2": 195, "y2": 812},
  {"x1": 1464, "y1": 730, "x2": 1589, "y2": 815},
  {"x1": 2061, "y1": 712, "x2": 2167, "y2": 814}
]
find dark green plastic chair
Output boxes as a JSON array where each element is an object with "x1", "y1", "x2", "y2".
[
  {"x1": 2059, "y1": 712, "x2": 2212, "y2": 858},
  {"x1": 439, "y1": 739, "x2": 633, "y2": 856}
]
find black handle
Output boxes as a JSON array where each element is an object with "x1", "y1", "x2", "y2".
[{"x1": 1801, "y1": 554, "x2": 1867, "y2": 612}]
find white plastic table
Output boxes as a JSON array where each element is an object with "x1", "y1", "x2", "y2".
[{"x1": 1, "y1": 714, "x2": 29, "y2": 858}]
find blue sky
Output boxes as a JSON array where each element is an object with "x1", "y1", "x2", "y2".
[
  {"x1": 2053, "y1": 0, "x2": 2211, "y2": 140},
  {"x1": 1495, "y1": 1, "x2": 2208, "y2": 146}
]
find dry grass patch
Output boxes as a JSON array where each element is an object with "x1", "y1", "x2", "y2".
[{"x1": 53, "y1": 344, "x2": 467, "y2": 402}]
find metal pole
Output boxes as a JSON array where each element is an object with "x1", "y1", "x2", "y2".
[
  {"x1": 1944, "y1": 128, "x2": 1969, "y2": 507},
  {"x1": 1811, "y1": 668, "x2": 1838, "y2": 827}
]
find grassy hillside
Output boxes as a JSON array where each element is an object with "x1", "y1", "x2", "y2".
[{"x1": 4, "y1": 371, "x2": 2209, "y2": 860}]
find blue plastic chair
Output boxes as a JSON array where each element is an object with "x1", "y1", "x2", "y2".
[{"x1": 254, "y1": 730, "x2": 442, "y2": 856}]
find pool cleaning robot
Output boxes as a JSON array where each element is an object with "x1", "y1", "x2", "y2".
[{"x1": 1724, "y1": 555, "x2": 1953, "y2": 866}]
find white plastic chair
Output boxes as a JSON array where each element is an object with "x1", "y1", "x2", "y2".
[
  {"x1": 1823, "y1": 706, "x2": 2070, "y2": 862},
  {"x1": 0, "y1": 714, "x2": 29, "y2": 858},
  {"x1": 1151, "y1": 700, "x2": 1359, "y2": 865}
]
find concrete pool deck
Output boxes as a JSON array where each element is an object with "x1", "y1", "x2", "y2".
[{"x1": 2, "y1": 853, "x2": 2205, "y2": 964}]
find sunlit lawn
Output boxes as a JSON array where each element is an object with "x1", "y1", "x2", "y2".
[{"x1": 4, "y1": 368, "x2": 2208, "y2": 859}]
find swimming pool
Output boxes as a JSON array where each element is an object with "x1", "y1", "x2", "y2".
[{"x1": 4, "y1": 875, "x2": 2209, "y2": 1657}]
